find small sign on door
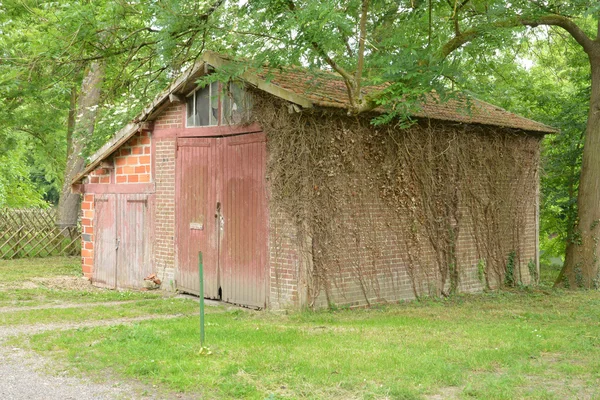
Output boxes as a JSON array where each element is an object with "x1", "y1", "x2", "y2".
[{"x1": 190, "y1": 215, "x2": 204, "y2": 230}]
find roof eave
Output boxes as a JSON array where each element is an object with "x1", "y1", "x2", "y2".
[{"x1": 72, "y1": 53, "x2": 315, "y2": 186}]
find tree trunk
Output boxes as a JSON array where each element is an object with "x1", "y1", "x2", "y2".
[
  {"x1": 57, "y1": 61, "x2": 105, "y2": 228},
  {"x1": 66, "y1": 85, "x2": 78, "y2": 159},
  {"x1": 558, "y1": 53, "x2": 600, "y2": 288}
]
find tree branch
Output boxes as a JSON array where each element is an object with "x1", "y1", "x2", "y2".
[
  {"x1": 439, "y1": 14, "x2": 596, "y2": 60},
  {"x1": 520, "y1": 15, "x2": 595, "y2": 54},
  {"x1": 354, "y1": 0, "x2": 370, "y2": 103},
  {"x1": 286, "y1": 0, "x2": 357, "y2": 108}
]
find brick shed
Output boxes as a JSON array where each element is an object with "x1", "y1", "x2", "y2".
[{"x1": 72, "y1": 52, "x2": 556, "y2": 309}]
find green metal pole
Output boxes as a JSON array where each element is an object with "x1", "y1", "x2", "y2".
[{"x1": 198, "y1": 251, "x2": 205, "y2": 347}]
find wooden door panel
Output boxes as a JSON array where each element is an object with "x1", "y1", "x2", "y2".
[
  {"x1": 93, "y1": 194, "x2": 117, "y2": 288},
  {"x1": 176, "y1": 138, "x2": 220, "y2": 297},
  {"x1": 116, "y1": 194, "x2": 152, "y2": 288},
  {"x1": 220, "y1": 133, "x2": 268, "y2": 308}
]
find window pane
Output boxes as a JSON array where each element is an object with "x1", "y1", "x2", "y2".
[
  {"x1": 210, "y1": 81, "x2": 219, "y2": 126},
  {"x1": 223, "y1": 85, "x2": 232, "y2": 124},
  {"x1": 186, "y1": 95, "x2": 195, "y2": 126},
  {"x1": 224, "y1": 82, "x2": 249, "y2": 125},
  {"x1": 195, "y1": 86, "x2": 210, "y2": 126}
]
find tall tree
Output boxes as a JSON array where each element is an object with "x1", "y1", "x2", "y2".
[
  {"x1": 57, "y1": 61, "x2": 105, "y2": 227},
  {"x1": 223, "y1": 0, "x2": 600, "y2": 287}
]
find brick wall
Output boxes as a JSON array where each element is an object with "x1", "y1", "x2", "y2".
[
  {"x1": 80, "y1": 194, "x2": 95, "y2": 279},
  {"x1": 87, "y1": 168, "x2": 111, "y2": 184},
  {"x1": 154, "y1": 104, "x2": 183, "y2": 130},
  {"x1": 268, "y1": 210, "x2": 301, "y2": 309},
  {"x1": 152, "y1": 103, "x2": 182, "y2": 287},
  {"x1": 114, "y1": 131, "x2": 152, "y2": 184},
  {"x1": 266, "y1": 116, "x2": 541, "y2": 310}
]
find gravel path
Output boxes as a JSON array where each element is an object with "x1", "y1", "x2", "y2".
[
  {"x1": 0, "y1": 306, "x2": 193, "y2": 400},
  {"x1": 0, "y1": 345, "x2": 150, "y2": 400}
]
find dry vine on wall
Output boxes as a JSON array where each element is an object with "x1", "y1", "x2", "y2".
[{"x1": 254, "y1": 94, "x2": 541, "y2": 307}]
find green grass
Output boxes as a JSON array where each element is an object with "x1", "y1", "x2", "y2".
[
  {"x1": 3, "y1": 257, "x2": 600, "y2": 399},
  {"x1": 19, "y1": 290, "x2": 600, "y2": 399},
  {"x1": 0, "y1": 256, "x2": 164, "y2": 307},
  {"x1": 0, "y1": 288, "x2": 163, "y2": 307},
  {"x1": 0, "y1": 298, "x2": 198, "y2": 326},
  {"x1": 0, "y1": 256, "x2": 81, "y2": 283}
]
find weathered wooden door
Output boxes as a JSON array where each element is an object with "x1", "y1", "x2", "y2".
[
  {"x1": 116, "y1": 194, "x2": 153, "y2": 288},
  {"x1": 93, "y1": 194, "x2": 117, "y2": 288},
  {"x1": 220, "y1": 134, "x2": 268, "y2": 308},
  {"x1": 176, "y1": 138, "x2": 220, "y2": 298},
  {"x1": 176, "y1": 133, "x2": 268, "y2": 308},
  {"x1": 93, "y1": 193, "x2": 152, "y2": 289}
]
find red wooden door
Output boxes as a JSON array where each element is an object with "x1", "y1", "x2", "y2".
[
  {"x1": 116, "y1": 194, "x2": 153, "y2": 288},
  {"x1": 220, "y1": 133, "x2": 268, "y2": 308},
  {"x1": 175, "y1": 133, "x2": 268, "y2": 308},
  {"x1": 93, "y1": 193, "x2": 152, "y2": 289},
  {"x1": 93, "y1": 194, "x2": 117, "y2": 288},
  {"x1": 176, "y1": 138, "x2": 220, "y2": 298}
]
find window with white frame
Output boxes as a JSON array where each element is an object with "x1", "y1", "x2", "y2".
[{"x1": 186, "y1": 81, "x2": 251, "y2": 127}]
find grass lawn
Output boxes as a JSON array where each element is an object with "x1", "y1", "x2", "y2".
[{"x1": 1, "y1": 257, "x2": 599, "y2": 399}]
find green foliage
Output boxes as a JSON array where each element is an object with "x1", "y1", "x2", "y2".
[
  {"x1": 528, "y1": 259, "x2": 538, "y2": 285},
  {"x1": 457, "y1": 28, "x2": 588, "y2": 272},
  {"x1": 0, "y1": 143, "x2": 48, "y2": 208},
  {"x1": 505, "y1": 251, "x2": 516, "y2": 287},
  {"x1": 477, "y1": 259, "x2": 486, "y2": 286},
  {"x1": 0, "y1": 0, "x2": 596, "y2": 274}
]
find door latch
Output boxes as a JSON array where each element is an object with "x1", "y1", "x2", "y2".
[{"x1": 215, "y1": 202, "x2": 224, "y2": 232}]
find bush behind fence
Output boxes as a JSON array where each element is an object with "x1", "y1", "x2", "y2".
[{"x1": 0, "y1": 208, "x2": 81, "y2": 259}]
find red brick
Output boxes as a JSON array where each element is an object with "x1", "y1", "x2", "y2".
[
  {"x1": 127, "y1": 156, "x2": 139, "y2": 165},
  {"x1": 139, "y1": 174, "x2": 150, "y2": 183},
  {"x1": 128, "y1": 174, "x2": 139, "y2": 183},
  {"x1": 132, "y1": 146, "x2": 144, "y2": 155},
  {"x1": 139, "y1": 155, "x2": 151, "y2": 164},
  {"x1": 116, "y1": 175, "x2": 127, "y2": 183},
  {"x1": 123, "y1": 166, "x2": 135, "y2": 175},
  {"x1": 115, "y1": 158, "x2": 127, "y2": 166},
  {"x1": 100, "y1": 176, "x2": 110, "y2": 184},
  {"x1": 82, "y1": 202, "x2": 92, "y2": 210}
]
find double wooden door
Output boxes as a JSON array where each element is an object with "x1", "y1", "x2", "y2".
[
  {"x1": 93, "y1": 193, "x2": 153, "y2": 289},
  {"x1": 175, "y1": 133, "x2": 268, "y2": 308}
]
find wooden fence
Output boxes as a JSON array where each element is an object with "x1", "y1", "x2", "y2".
[{"x1": 0, "y1": 208, "x2": 81, "y2": 259}]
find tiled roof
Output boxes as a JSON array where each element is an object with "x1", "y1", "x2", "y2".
[
  {"x1": 256, "y1": 66, "x2": 556, "y2": 133},
  {"x1": 74, "y1": 52, "x2": 556, "y2": 184}
]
